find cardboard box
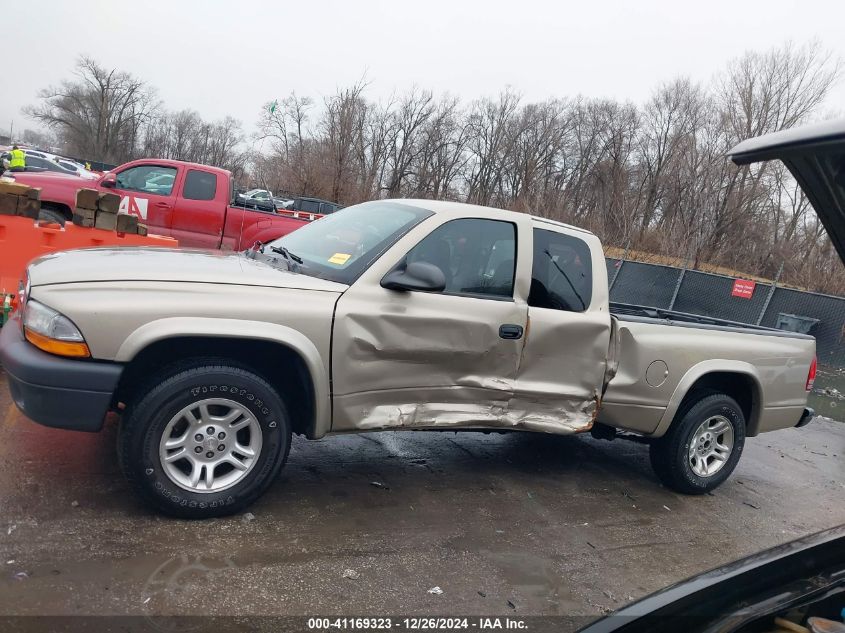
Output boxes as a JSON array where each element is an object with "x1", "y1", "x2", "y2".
[
  {"x1": 0, "y1": 181, "x2": 31, "y2": 196},
  {"x1": 94, "y1": 211, "x2": 118, "y2": 231},
  {"x1": 72, "y1": 213, "x2": 95, "y2": 228},
  {"x1": 75, "y1": 188, "x2": 99, "y2": 210},
  {"x1": 97, "y1": 192, "x2": 120, "y2": 214},
  {"x1": 116, "y1": 213, "x2": 138, "y2": 233}
]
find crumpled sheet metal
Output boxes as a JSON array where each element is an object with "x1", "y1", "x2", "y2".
[
  {"x1": 331, "y1": 286, "x2": 611, "y2": 436},
  {"x1": 335, "y1": 306, "x2": 523, "y2": 396},
  {"x1": 334, "y1": 387, "x2": 600, "y2": 436}
]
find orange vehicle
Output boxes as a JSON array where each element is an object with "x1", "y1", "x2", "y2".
[{"x1": 0, "y1": 214, "x2": 179, "y2": 323}]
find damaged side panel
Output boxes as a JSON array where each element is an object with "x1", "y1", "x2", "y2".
[
  {"x1": 331, "y1": 284, "x2": 532, "y2": 432},
  {"x1": 333, "y1": 388, "x2": 601, "y2": 434},
  {"x1": 510, "y1": 307, "x2": 612, "y2": 434},
  {"x1": 331, "y1": 286, "x2": 611, "y2": 435}
]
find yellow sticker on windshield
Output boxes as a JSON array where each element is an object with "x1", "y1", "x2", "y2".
[{"x1": 328, "y1": 253, "x2": 351, "y2": 265}]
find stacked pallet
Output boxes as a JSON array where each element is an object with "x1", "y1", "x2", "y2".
[
  {"x1": 0, "y1": 181, "x2": 41, "y2": 219},
  {"x1": 72, "y1": 188, "x2": 147, "y2": 235}
]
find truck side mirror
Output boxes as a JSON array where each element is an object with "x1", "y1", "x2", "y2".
[
  {"x1": 381, "y1": 261, "x2": 446, "y2": 293},
  {"x1": 101, "y1": 174, "x2": 117, "y2": 188}
]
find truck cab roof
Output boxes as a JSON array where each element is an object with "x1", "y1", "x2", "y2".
[{"x1": 399, "y1": 198, "x2": 597, "y2": 237}]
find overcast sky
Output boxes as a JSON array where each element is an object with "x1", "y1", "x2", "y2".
[{"x1": 3, "y1": 0, "x2": 844, "y2": 144}]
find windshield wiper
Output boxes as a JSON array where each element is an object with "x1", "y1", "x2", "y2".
[{"x1": 269, "y1": 245, "x2": 303, "y2": 265}]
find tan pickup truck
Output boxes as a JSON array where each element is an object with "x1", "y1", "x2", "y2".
[{"x1": 2, "y1": 120, "x2": 841, "y2": 519}]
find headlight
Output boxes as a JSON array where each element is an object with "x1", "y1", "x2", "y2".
[{"x1": 23, "y1": 300, "x2": 90, "y2": 358}]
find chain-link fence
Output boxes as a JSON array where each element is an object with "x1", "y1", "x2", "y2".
[{"x1": 606, "y1": 257, "x2": 845, "y2": 369}]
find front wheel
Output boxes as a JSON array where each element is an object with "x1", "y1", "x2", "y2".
[
  {"x1": 38, "y1": 207, "x2": 66, "y2": 225},
  {"x1": 119, "y1": 361, "x2": 291, "y2": 519},
  {"x1": 649, "y1": 392, "x2": 746, "y2": 494}
]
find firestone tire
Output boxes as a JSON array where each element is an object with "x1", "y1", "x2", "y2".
[
  {"x1": 649, "y1": 392, "x2": 746, "y2": 495},
  {"x1": 118, "y1": 362, "x2": 291, "y2": 519}
]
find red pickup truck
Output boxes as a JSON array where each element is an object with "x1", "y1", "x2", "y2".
[{"x1": 8, "y1": 159, "x2": 307, "y2": 249}]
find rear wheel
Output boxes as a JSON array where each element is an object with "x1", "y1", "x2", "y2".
[
  {"x1": 649, "y1": 392, "x2": 745, "y2": 494},
  {"x1": 119, "y1": 361, "x2": 291, "y2": 519}
]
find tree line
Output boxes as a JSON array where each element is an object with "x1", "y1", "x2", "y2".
[
  {"x1": 26, "y1": 43, "x2": 843, "y2": 293},
  {"x1": 25, "y1": 57, "x2": 248, "y2": 179}
]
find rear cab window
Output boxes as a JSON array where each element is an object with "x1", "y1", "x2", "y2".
[
  {"x1": 529, "y1": 227, "x2": 593, "y2": 311},
  {"x1": 183, "y1": 169, "x2": 218, "y2": 201}
]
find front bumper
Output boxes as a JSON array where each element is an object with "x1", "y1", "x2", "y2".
[
  {"x1": 796, "y1": 407, "x2": 815, "y2": 428},
  {"x1": 0, "y1": 314, "x2": 122, "y2": 432}
]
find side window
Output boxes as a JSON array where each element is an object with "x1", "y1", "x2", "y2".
[
  {"x1": 31, "y1": 156, "x2": 60, "y2": 172},
  {"x1": 406, "y1": 218, "x2": 516, "y2": 299},
  {"x1": 115, "y1": 165, "x2": 177, "y2": 195},
  {"x1": 183, "y1": 169, "x2": 217, "y2": 201},
  {"x1": 528, "y1": 228, "x2": 593, "y2": 312}
]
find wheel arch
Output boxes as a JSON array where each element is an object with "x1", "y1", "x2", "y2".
[
  {"x1": 40, "y1": 200, "x2": 73, "y2": 220},
  {"x1": 653, "y1": 361, "x2": 763, "y2": 438},
  {"x1": 113, "y1": 318, "x2": 330, "y2": 439}
]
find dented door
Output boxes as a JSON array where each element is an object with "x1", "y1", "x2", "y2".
[
  {"x1": 331, "y1": 215, "x2": 530, "y2": 432},
  {"x1": 511, "y1": 224, "x2": 613, "y2": 433}
]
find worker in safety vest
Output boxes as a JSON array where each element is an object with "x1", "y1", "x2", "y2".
[{"x1": 8, "y1": 145, "x2": 25, "y2": 172}]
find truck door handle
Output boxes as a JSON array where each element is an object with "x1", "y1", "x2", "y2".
[{"x1": 499, "y1": 324, "x2": 524, "y2": 340}]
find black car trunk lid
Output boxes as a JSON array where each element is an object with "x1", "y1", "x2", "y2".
[{"x1": 728, "y1": 118, "x2": 845, "y2": 264}]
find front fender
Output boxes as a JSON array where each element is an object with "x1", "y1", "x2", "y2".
[
  {"x1": 115, "y1": 317, "x2": 331, "y2": 438},
  {"x1": 652, "y1": 359, "x2": 763, "y2": 437}
]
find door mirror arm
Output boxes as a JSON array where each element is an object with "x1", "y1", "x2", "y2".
[
  {"x1": 101, "y1": 174, "x2": 117, "y2": 188},
  {"x1": 381, "y1": 261, "x2": 447, "y2": 293}
]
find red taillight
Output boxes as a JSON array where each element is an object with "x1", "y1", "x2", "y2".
[{"x1": 806, "y1": 356, "x2": 817, "y2": 391}]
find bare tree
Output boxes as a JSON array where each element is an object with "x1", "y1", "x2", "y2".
[
  {"x1": 26, "y1": 56, "x2": 158, "y2": 164},
  {"x1": 28, "y1": 44, "x2": 841, "y2": 292}
]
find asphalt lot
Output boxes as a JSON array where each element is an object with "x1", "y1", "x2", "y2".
[{"x1": 0, "y1": 368, "x2": 843, "y2": 626}]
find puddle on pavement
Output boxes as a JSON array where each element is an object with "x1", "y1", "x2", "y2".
[
  {"x1": 0, "y1": 546, "x2": 320, "y2": 616},
  {"x1": 809, "y1": 365, "x2": 845, "y2": 422}
]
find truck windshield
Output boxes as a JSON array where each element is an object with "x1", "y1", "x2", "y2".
[{"x1": 265, "y1": 201, "x2": 433, "y2": 284}]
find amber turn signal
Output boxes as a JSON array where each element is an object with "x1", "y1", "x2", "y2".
[{"x1": 25, "y1": 328, "x2": 91, "y2": 358}]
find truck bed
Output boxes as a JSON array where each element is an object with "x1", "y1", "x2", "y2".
[
  {"x1": 609, "y1": 302, "x2": 813, "y2": 340},
  {"x1": 601, "y1": 302, "x2": 816, "y2": 438}
]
